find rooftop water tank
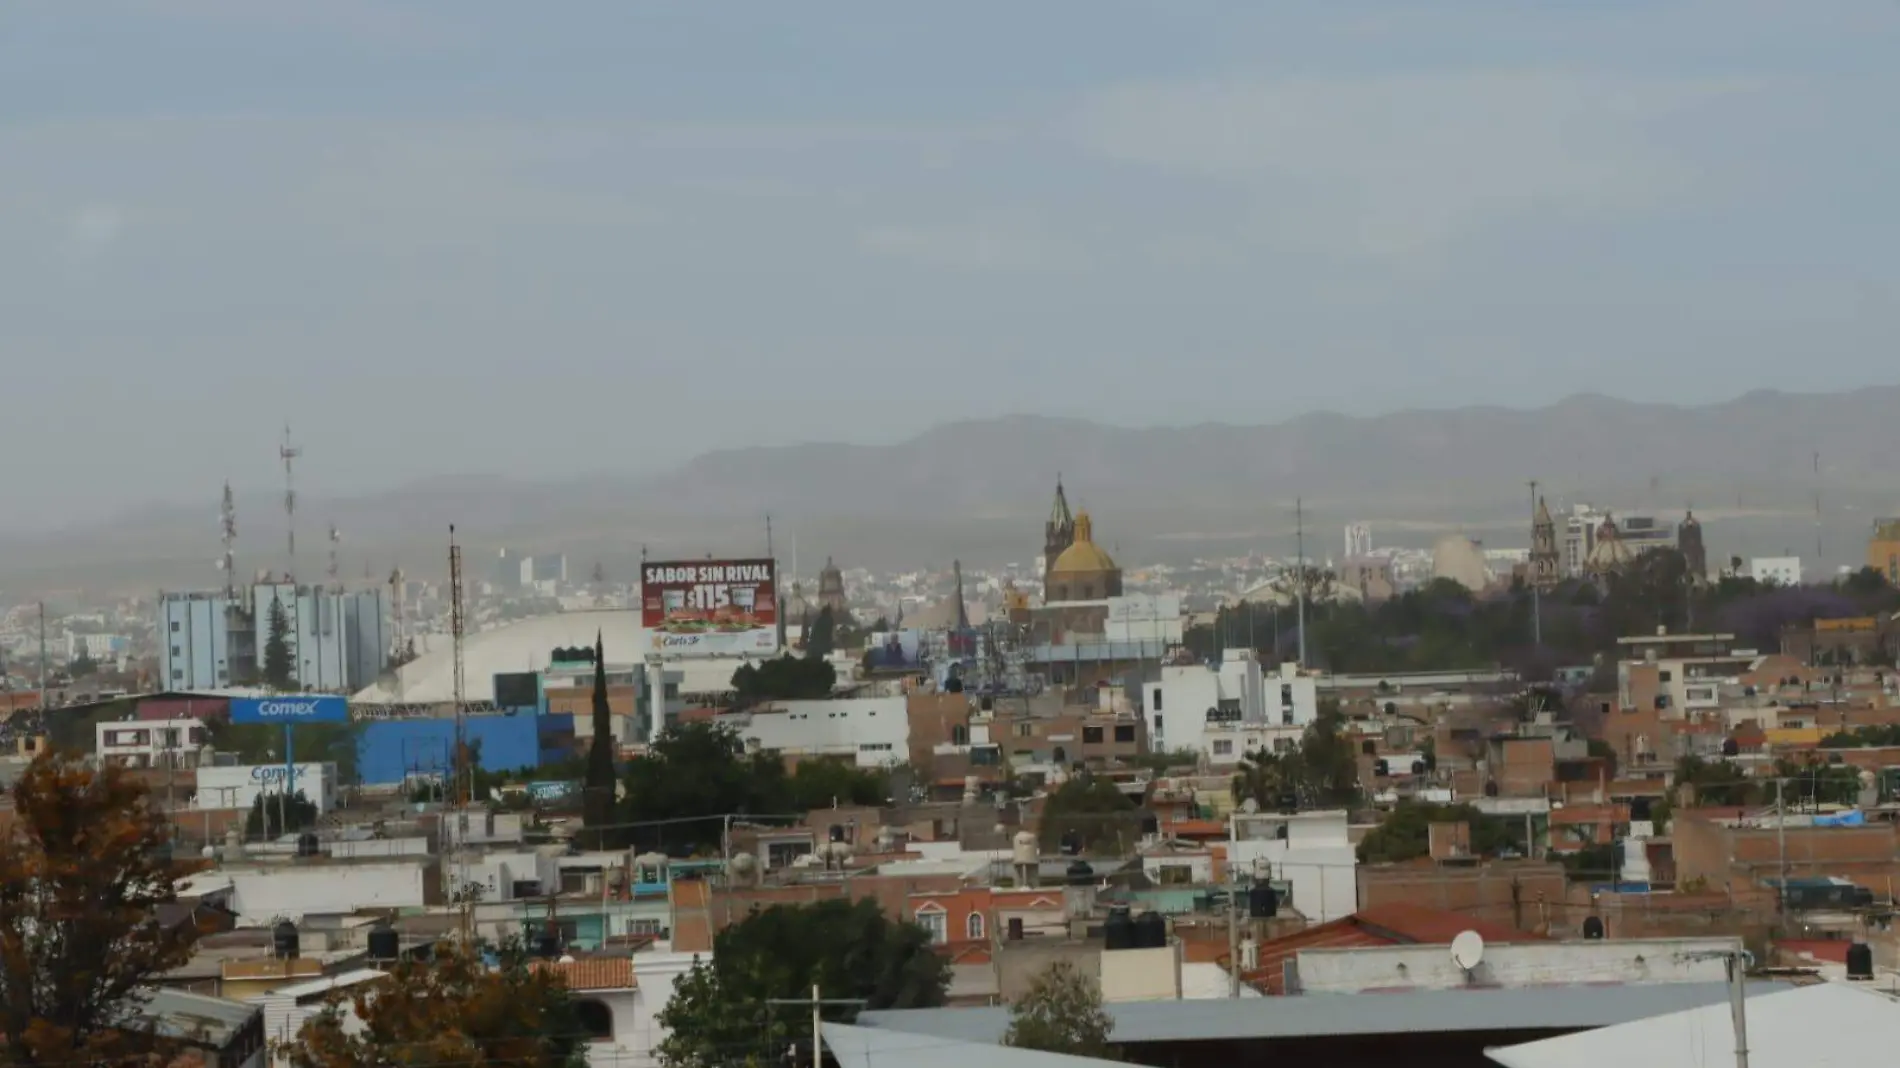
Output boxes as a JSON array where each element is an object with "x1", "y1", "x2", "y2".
[
  {"x1": 272, "y1": 919, "x2": 300, "y2": 960},
  {"x1": 296, "y1": 832, "x2": 320, "y2": 858},
  {"x1": 1103, "y1": 907, "x2": 1136, "y2": 951},
  {"x1": 1134, "y1": 910, "x2": 1166, "y2": 949},
  {"x1": 1247, "y1": 883, "x2": 1279, "y2": 919},
  {"x1": 1847, "y1": 942, "x2": 1875, "y2": 981},
  {"x1": 1582, "y1": 916, "x2": 1605, "y2": 940},
  {"x1": 1011, "y1": 830, "x2": 1039, "y2": 868},
  {"x1": 1065, "y1": 860, "x2": 1094, "y2": 886},
  {"x1": 367, "y1": 920, "x2": 400, "y2": 963}
]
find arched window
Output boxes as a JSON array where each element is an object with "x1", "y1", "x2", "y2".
[
  {"x1": 573, "y1": 999, "x2": 615, "y2": 1040},
  {"x1": 967, "y1": 912, "x2": 985, "y2": 940}
]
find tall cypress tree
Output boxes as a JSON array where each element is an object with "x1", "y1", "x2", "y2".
[
  {"x1": 582, "y1": 632, "x2": 619, "y2": 849},
  {"x1": 262, "y1": 596, "x2": 295, "y2": 692}
]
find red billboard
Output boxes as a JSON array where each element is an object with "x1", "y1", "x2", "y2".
[{"x1": 640, "y1": 558, "x2": 780, "y2": 655}]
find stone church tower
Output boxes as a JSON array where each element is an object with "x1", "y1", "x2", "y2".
[
  {"x1": 1531, "y1": 497, "x2": 1561, "y2": 591},
  {"x1": 1044, "y1": 477, "x2": 1075, "y2": 582}
]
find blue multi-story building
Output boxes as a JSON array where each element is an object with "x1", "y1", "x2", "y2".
[{"x1": 158, "y1": 583, "x2": 388, "y2": 693}]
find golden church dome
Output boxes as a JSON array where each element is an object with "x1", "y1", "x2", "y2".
[{"x1": 1050, "y1": 511, "x2": 1118, "y2": 574}]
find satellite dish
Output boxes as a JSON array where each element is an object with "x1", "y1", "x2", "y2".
[{"x1": 1450, "y1": 930, "x2": 1486, "y2": 972}]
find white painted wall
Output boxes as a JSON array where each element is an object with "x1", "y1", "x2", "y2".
[
  {"x1": 1228, "y1": 811, "x2": 1357, "y2": 923},
  {"x1": 576, "y1": 952, "x2": 704, "y2": 1068},
  {"x1": 723, "y1": 697, "x2": 909, "y2": 767},
  {"x1": 1290, "y1": 937, "x2": 1741, "y2": 993},
  {"x1": 197, "y1": 763, "x2": 338, "y2": 814},
  {"x1": 227, "y1": 862, "x2": 429, "y2": 924}
]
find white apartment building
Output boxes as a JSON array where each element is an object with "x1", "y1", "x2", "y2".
[
  {"x1": 1749, "y1": 556, "x2": 1804, "y2": 586},
  {"x1": 1146, "y1": 651, "x2": 1317, "y2": 761},
  {"x1": 96, "y1": 718, "x2": 207, "y2": 768},
  {"x1": 1227, "y1": 809, "x2": 1358, "y2": 923}
]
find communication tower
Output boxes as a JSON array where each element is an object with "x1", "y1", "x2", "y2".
[
  {"x1": 220, "y1": 481, "x2": 239, "y2": 600},
  {"x1": 327, "y1": 525, "x2": 342, "y2": 592},
  {"x1": 280, "y1": 425, "x2": 301, "y2": 580}
]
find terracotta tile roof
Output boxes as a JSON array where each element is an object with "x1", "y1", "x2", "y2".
[
  {"x1": 1162, "y1": 819, "x2": 1228, "y2": 839},
  {"x1": 1240, "y1": 904, "x2": 1547, "y2": 994},
  {"x1": 534, "y1": 956, "x2": 636, "y2": 991},
  {"x1": 1775, "y1": 939, "x2": 1853, "y2": 965}
]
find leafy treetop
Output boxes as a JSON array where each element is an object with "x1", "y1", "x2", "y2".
[{"x1": 1004, "y1": 959, "x2": 1118, "y2": 1060}]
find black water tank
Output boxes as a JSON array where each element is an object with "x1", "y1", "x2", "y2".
[
  {"x1": 1582, "y1": 916, "x2": 1605, "y2": 940},
  {"x1": 1134, "y1": 911, "x2": 1166, "y2": 949},
  {"x1": 367, "y1": 921, "x2": 400, "y2": 963},
  {"x1": 1066, "y1": 860, "x2": 1095, "y2": 886},
  {"x1": 1139, "y1": 814, "x2": 1159, "y2": 836},
  {"x1": 1630, "y1": 797, "x2": 1653, "y2": 822},
  {"x1": 1721, "y1": 737, "x2": 1740, "y2": 757},
  {"x1": 828, "y1": 824, "x2": 847, "y2": 843},
  {"x1": 296, "y1": 832, "x2": 320, "y2": 858},
  {"x1": 1484, "y1": 780, "x2": 1500, "y2": 798},
  {"x1": 1248, "y1": 883, "x2": 1279, "y2": 919},
  {"x1": 1361, "y1": 740, "x2": 1377, "y2": 755},
  {"x1": 272, "y1": 919, "x2": 300, "y2": 960},
  {"x1": 1103, "y1": 907, "x2": 1136, "y2": 951},
  {"x1": 1276, "y1": 791, "x2": 1298, "y2": 813},
  {"x1": 1847, "y1": 942, "x2": 1875, "y2": 981},
  {"x1": 1373, "y1": 759, "x2": 1389, "y2": 777},
  {"x1": 536, "y1": 927, "x2": 562, "y2": 959},
  {"x1": 1410, "y1": 760, "x2": 1426, "y2": 776},
  {"x1": 1060, "y1": 830, "x2": 1082, "y2": 856}
]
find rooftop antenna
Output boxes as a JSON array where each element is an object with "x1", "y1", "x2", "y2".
[
  {"x1": 279, "y1": 425, "x2": 301, "y2": 582},
  {"x1": 220, "y1": 481, "x2": 239, "y2": 601},
  {"x1": 1295, "y1": 497, "x2": 1308, "y2": 669},
  {"x1": 388, "y1": 565, "x2": 407, "y2": 703},
  {"x1": 1528, "y1": 479, "x2": 1542, "y2": 649},
  {"x1": 448, "y1": 525, "x2": 470, "y2": 941},
  {"x1": 327, "y1": 525, "x2": 342, "y2": 593}
]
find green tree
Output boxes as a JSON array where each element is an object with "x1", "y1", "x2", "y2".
[
  {"x1": 620, "y1": 721, "x2": 791, "y2": 854},
  {"x1": 730, "y1": 655, "x2": 836, "y2": 704},
  {"x1": 263, "y1": 595, "x2": 296, "y2": 692},
  {"x1": 1039, "y1": 776, "x2": 1140, "y2": 854},
  {"x1": 1356, "y1": 800, "x2": 1523, "y2": 863},
  {"x1": 788, "y1": 757, "x2": 888, "y2": 810},
  {"x1": 1231, "y1": 701, "x2": 1360, "y2": 811},
  {"x1": 246, "y1": 788, "x2": 320, "y2": 838},
  {"x1": 290, "y1": 937, "x2": 587, "y2": 1068},
  {"x1": 805, "y1": 605, "x2": 837, "y2": 658},
  {"x1": 67, "y1": 648, "x2": 98, "y2": 679},
  {"x1": 657, "y1": 899, "x2": 949, "y2": 1068},
  {"x1": 0, "y1": 751, "x2": 206, "y2": 1068},
  {"x1": 1004, "y1": 959, "x2": 1118, "y2": 1060},
  {"x1": 582, "y1": 633, "x2": 620, "y2": 850}
]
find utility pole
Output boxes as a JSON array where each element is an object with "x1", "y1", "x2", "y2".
[
  {"x1": 1528, "y1": 479, "x2": 1543, "y2": 649},
  {"x1": 1294, "y1": 498, "x2": 1307, "y2": 669},
  {"x1": 1227, "y1": 876, "x2": 1243, "y2": 997},
  {"x1": 1726, "y1": 950, "x2": 1750, "y2": 1068},
  {"x1": 764, "y1": 988, "x2": 865, "y2": 1068},
  {"x1": 37, "y1": 602, "x2": 47, "y2": 695},
  {"x1": 1775, "y1": 779, "x2": 1787, "y2": 926}
]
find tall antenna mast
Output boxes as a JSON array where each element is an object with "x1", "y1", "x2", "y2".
[
  {"x1": 221, "y1": 481, "x2": 239, "y2": 601},
  {"x1": 1528, "y1": 479, "x2": 1543, "y2": 649},
  {"x1": 280, "y1": 425, "x2": 301, "y2": 581},
  {"x1": 765, "y1": 513, "x2": 775, "y2": 561},
  {"x1": 1813, "y1": 451, "x2": 1823, "y2": 565},
  {"x1": 389, "y1": 565, "x2": 408, "y2": 703},
  {"x1": 327, "y1": 525, "x2": 342, "y2": 592},
  {"x1": 447, "y1": 525, "x2": 471, "y2": 944},
  {"x1": 1295, "y1": 498, "x2": 1308, "y2": 669}
]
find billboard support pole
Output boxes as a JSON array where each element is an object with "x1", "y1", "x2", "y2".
[{"x1": 285, "y1": 723, "x2": 295, "y2": 811}]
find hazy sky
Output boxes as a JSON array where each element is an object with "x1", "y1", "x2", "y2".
[{"x1": 4, "y1": 1, "x2": 1896, "y2": 531}]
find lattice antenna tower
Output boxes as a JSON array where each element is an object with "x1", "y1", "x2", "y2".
[
  {"x1": 220, "y1": 481, "x2": 239, "y2": 600},
  {"x1": 388, "y1": 565, "x2": 408, "y2": 702},
  {"x1": 280, "y1": 425, "x2": 301, "y2": 581},
  {"x1": 327, "y1": 526, "x2": 342, "y2": 592},
  {"x1": 448, "y1": 526, "x2": 467, "y2": 797}
]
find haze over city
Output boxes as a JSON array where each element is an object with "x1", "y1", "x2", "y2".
[{"x1": 5, "y1": 1, "x2": 1898, "y2": 536}]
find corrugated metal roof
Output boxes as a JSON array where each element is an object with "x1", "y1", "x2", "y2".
[
  {"x1": 824, "y1": 1022, "x2": 1120, "y2": 1068},
  {"x1": 860, "y1": 983, "x2": 1796, "y2": 1044}
]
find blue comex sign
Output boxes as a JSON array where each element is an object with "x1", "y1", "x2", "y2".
[{"x1": 229, "y1": 695, "x2": 349, "y2": 725}]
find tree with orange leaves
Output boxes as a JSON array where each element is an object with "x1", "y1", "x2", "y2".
[
  {"x1": 288, "y1": 937, "x2": 588, "y2": 1068},
  {"x1": 0, "y1": 751, "x2": 205, "y2": 1068}
]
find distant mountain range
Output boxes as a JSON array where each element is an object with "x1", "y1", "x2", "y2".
[{"x1": 7, "y1": 387, "x2": 1898, "y2": 595}]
